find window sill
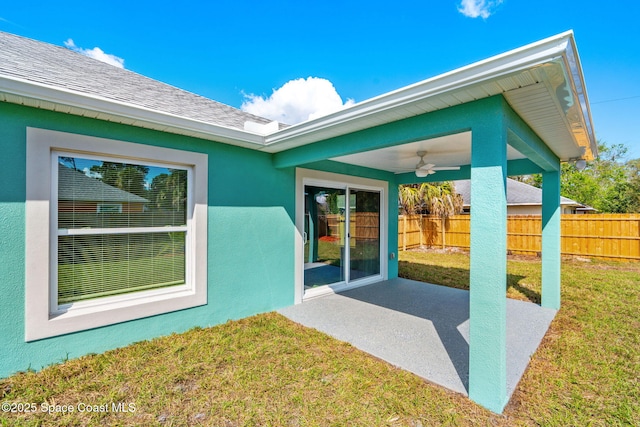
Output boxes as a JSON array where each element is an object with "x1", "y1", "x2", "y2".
[{"x1": 27, "y1": 288, "x2": 206, "y2": 342}]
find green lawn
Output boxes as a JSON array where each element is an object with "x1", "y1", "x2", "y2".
[
  {"x1": 1, "y1": 251, "x2": 638, "y2": 426},
  {"x1": 58, "y1": 254, "x2": 185, "y2": 303}
]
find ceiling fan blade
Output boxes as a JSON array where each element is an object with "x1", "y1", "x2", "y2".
[
  {"x1": 432, "y1": 166, "x2": 461, "y2": 171},
  {"x1": 420, "y1": 163, "x2": 436, "y2": 170}
]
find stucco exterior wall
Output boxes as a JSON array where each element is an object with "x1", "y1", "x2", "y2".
[
  {"x1": 507, "y1": 205, "x2": 541, "y2": 215},
  {"x1": 0, "y1": 103, "x2": 299, "y2": 378},
  {"x1": 507, "y1": 205, "x2": 576, "y2": 215},
  {"x1": 0, "y1": 101, "x2": 401, "y2": 378}
]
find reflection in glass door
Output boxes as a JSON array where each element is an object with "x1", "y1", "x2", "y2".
[
  {"x1": 349, "y1": 189, "x2": 380, "y2": 281},
  {"x1": 303, "y1": 185, "x2": 381, "y2": 291},
  {"x1": 304, "y1": 186, "x2": 346, "y2": 289}
]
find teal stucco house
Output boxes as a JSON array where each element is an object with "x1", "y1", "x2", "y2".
[{"x1": 0, "y1": 30, "x2": 596, "y2": 412}]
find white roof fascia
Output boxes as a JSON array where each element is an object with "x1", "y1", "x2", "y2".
[
  {"x1": 0, "y1": 31, "x2": 595, "y2": 159},
  {"x1": 263, "y1": 31, "x2": 581, "y2": 151},
  {"x1": 558, "y1": 35, "x2": 598, "y2": 159},
  {"x1": 0, "y1": 75, "x2": 266, "y2": 149}
]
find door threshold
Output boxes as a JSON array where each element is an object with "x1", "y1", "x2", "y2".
[{"x1": 303, "y1": 276, "x2": 383, "y2": 301}]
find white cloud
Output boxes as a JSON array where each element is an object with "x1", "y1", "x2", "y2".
[
  {"x1": 458, "y1": 0, "x2": 503, "y2": 18},
  {"x1": 64, "y1": 38, "x2": 125, "y2": 69},
  {"x1": 82, "y1": 167, "x2": 102, "y2": 179},
  {"x1": 241, "y1": 77, "x2": 355, "y2": 125}
]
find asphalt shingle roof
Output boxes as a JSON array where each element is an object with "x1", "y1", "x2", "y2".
[
  {"x1": 453, "y1": 178, "x2": 581, "y2": 207},
  {"x1": 0, "y1": 31, "x2": 274, "y2": 130},
  {"x1": 58, "y1": 163, "x2": 149, "y2": 203}
]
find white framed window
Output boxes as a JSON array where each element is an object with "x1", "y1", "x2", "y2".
[
  {"x1": 96, "y1": 204, "x2": 123, "y2": 213},
  {"x1": 25, "y1": 128, "x2": 208, "y2": 341}
]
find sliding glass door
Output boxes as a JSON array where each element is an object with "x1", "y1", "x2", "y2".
[
  {"x1": 304, "y1": 185, "x2": 346, "y2": 289},
  {"x1": 348, "y1": 189, "x2": 381, "y2": 281},
  {"x1": 303, "y1": 184, "x2": 381, "y2": 292}
]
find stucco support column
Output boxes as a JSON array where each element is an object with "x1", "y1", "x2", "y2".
[
  {"x1": 387, "y1": 183, "x2": 399, "y2": 279},
  {"x1": 468, "y1": 120, "x2": 508, "y2": 413},
  {"x1": 541, "y1": 169, "x2": 561, "y2": 309}
]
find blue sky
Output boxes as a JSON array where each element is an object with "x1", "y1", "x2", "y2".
[{"x1": 2, "y1": 1, "x2": 639, "y2": 158}]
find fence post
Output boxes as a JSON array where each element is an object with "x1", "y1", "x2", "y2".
[{"x1": 402, "y1": 215, "x2": 407, "y2": 251}]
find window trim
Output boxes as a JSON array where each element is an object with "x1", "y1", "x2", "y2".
[{"x1": 25, "y1": 128, "x2": 208, "y2": 341}]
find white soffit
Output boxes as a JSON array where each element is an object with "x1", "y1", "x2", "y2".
[{"x1": 330, "y1": 131, "x2": 526, "y2": 173}]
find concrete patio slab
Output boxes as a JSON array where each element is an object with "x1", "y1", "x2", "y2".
[{"x1": 278, "y1": 278, "x2": 556, "y2": 398}]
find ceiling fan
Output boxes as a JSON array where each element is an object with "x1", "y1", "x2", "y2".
[{"x1": 396, "y1": 151, "x2": 461, "y2": 177}]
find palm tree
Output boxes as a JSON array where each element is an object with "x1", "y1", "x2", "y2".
[
  {"x1": 399, "y1": 182, "x2": 463, "y2": 216},
  {"x1": 398, "y1": 185, "x2": 422, "y2": 215},
  {"x1": 398, "y1": 182, "x2": 463, "y2": 248},
  {"x1": 420, "y1": 182, "x2": 463, "y2": 217}
]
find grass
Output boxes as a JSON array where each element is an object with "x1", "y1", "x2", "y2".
[
  {"x1": 58, "y1": 254, "x2": 185, "y2": 303},
  {"x1": 2, "y1": 251, "x2": 639, "y2": 426},
  {"x1": 304, "y1": 239, "x2": 380, "y2": 268},
  {"x1": 399, "y1": 250, "x2": 544, "y2": 303}
]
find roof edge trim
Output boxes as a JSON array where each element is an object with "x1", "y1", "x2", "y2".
[
  {"x1": 561, "y1": 35, "x2": 598, "y2": 159},
  {"x1": 0, "y1": 75, "x2": 266, "y2": 148},
  {"x1": 263, "y1": 31, "x2": 580, "y2": 148}
]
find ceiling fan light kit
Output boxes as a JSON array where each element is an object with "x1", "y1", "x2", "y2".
[
  {"x1": 415, "y1": 168, "x2": 435, "y2": 177},
  {"x1": 415, "y1": 151, "x2": 442, "y2": 177}
]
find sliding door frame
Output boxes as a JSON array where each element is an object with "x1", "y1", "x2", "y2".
[{"x1": 295, "y1": 168, "x2": 388, "y2": 303}]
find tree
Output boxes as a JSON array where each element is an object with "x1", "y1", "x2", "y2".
[
  {"x1": 116, "y1": 165, "x2": 149, "y2": 199},
  {"x1": 399, "y1": 182, "x2": 463, "y2": 216},
  {"x1": 150, "y1": 173, "x2": 170, "y2": 210},
  {"x1": 398, "y1": 185, "x2": 422, "y2": 215},
  {"x1": 59, "y1": 156, "x2": 79, "y2": 171},
  {"x1": 149, "y1": 169, "x2": 187, "y2": 211},
  {"x1": 420, "y1": 181, "x2": 464, "y2": 217},
  {"x1": 90, "y1": 162, "x2": 149, "y2": 199},
  {"x1": 626, "y1": 159, "x2": 640, "y2": 213},
  {"x1": 519, "y1": 141, "x2": 640, "y2": 213},
  {"x1": 399, "y1": 182, "x2": 464, "y2": 248},
  {"x1": 398, "y1": 182, "x2": 464, "y2": 249},
  {"x1": 562, "y1": 142, "x2": 638, "y2": 212}
]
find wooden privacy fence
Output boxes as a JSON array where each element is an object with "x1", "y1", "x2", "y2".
[
  {"x1": 325, "y1": 213, "x2": 380, "y2": 240},
  {"x1": 399, "y1": 214, "x2": 640, "y2": 261}
]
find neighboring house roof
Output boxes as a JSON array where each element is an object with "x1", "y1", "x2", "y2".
[
  {"x1": 453, "y1": 178, "x2": 582, "y2": 208},
  {"x1": 576, "y1": 206, "x2": 598, "y2": 213},
  {"x1": 58, "y1": 163, "x2": 149, "y2": 203}
]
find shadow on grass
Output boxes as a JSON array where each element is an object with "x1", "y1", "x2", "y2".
[
  {"x1": 508, "y1": 280, "x2": 541, "y2": 304},
  {"x1": 398, "y1": 260, "x2": 541, "y2": 304}
]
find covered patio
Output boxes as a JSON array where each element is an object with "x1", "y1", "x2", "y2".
[
  {"x1": 279, "y1": 277, "x2": 556, "y2": 398},
  {"x1": 266, "y1": 31, "x2": 596, "y2": 413}
]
